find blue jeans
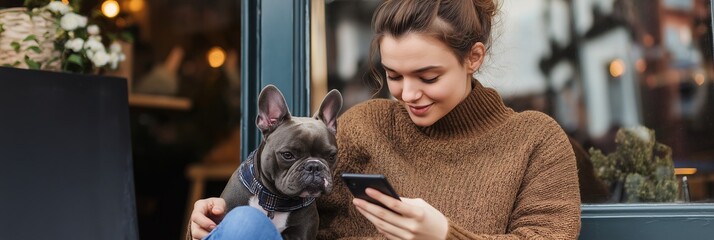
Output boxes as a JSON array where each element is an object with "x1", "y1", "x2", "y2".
[{"x1": 204, "y1": 206, "x2": 282, "y2": 240}]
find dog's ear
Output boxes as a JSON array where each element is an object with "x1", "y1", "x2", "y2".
[
  {"x1": 313, "y1": 89, "x2": 343, "y2": 133},
  {"x1": 256, "y1": 85, "x2": 291, "y2": 133}
]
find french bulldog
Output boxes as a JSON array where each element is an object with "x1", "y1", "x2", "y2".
[{"x1": 220, "y1": 85, "x2": 342, "y2": 239}]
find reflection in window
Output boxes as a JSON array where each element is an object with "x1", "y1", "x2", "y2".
[{"x1": 325, "y1": 0, "x2": 714, "y2": 203}]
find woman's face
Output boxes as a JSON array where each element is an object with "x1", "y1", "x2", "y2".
[{"x1": 380, "y1": 33, "x2": 475, "y2": 127}]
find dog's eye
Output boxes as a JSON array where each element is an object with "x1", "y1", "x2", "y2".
[
  {"x1": 281, "y1": 152, "x2": 295, "y2": 160},
  {"x1": 328, "y1": 153, "x2": 336, "y2": 161}
]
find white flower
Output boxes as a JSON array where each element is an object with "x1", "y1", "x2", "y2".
[
  {"x1": 64, "y1": 38, "x2": 84, "y2": 52},
  {"x1": 77, "y1": 15, "x2": 88, "y2": 28},
  {"x1": 630, "y1": 126, "x2": 651, "y2": 143},
  {"x1": 107, "y1": 43, "x2": 126, "y2": 69},
  {"x1": 60, "y1": 13, "x2": 88, "y2": 31},
  {"x1": 109, "y1": 52, "x2": 121, "y2": 69},
  {"x1": 90, "y1": 50, "x2": 110, "y2": 67},
  {"x1": 89, "y1": 35, "x2": 102, "y2": 42},
  {"x1": 109, "y1": 42, "x2": 122, "y2": 53},
  {"x1": 83, "y1": 37, "x2": 105, "y2": 52},
  {"x1": 87, "y1": 25, "x2": 100, "y2": 35},
  {"x1": 47, "y1": 1, "x2": 72, "y2": 15}
]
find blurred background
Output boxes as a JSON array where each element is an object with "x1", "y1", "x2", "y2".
[{"x1": 2, "y1": 0, "x2": 713, "y2": 239}]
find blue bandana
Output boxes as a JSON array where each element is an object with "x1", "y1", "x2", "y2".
[{"x1": 239, "y1": 149, "x2": 316, "y2": 219}]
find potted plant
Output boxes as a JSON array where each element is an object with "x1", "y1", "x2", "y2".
[
  {"x1": 589, "y1": 126, "x2": 679, "y2": 203},
  {"x1": 0, "y1": 0, "x2": 125, "y2": 73}
]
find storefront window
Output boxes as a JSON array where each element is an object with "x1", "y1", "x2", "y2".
[
  {"x1": 114, "y1": 1, "x2": 242, "y2": 238},
  {"x1": 323, "y1": 0, "x2": 714, "y2": 204}
]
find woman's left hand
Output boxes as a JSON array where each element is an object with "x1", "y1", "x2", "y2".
[{"x1": 353, "y1": 188, "x2": 449, "y2": 240}]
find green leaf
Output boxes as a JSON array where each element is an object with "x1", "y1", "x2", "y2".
[
  {"x1": 91, "y1": 10, "x2": 102, "y2": 18},
  {"x1": 2, "y1": 64, "x2": 13, "y2": 68},
  {"x1": 0, "y1": 23, "x2": 4, "y2": 33},
  {"x1": 24, "y1": 56, "x2": 41, "y2": 70},
  {"x1": 121, "y1": 32, "x2": 134, "y2": 43},
  {"x1": 107, "y1": 33, "x2": 118, "y2": 41},
  {"x1": 67, "y1": 54, "x2": 84, "y2": 68},
  {"x1": 46, "y1": 56, "x2": 60, "y2": 66},
  {"x1": 23, "y1": 34, "x2": 38, "y2": 44},
  {"x1": 27, "y1": 46, "x2": 42, "y2": 53},
  {"x1": 11, "y1": 41, "x2": 21, "y2": 53},
  {"x1": 24, "y1": 0, "x2": 52, "y2": 10},
  {"x1": 13, "y1": 61, "x2": 21, "y2": 67}
]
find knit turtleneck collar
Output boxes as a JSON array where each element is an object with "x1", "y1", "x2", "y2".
[{"x1": 403, "y1": 80, "x2": 513, "y2": 138}]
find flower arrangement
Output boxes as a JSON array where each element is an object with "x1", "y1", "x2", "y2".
[{"x1": 0, "y1": 0, "x2": 126, "y2": 73}]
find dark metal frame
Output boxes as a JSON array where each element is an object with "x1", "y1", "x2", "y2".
[
  {"x1": 581, "y1": 204, "x2": 714, "y2": 239},
  {"x1": 241, "y1": 0, "x2": 311, "y2": 160}
]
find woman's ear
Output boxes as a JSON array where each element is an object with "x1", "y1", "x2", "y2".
[{"x1": 466, "y1": 42, "x2": 486, "y2": 73}]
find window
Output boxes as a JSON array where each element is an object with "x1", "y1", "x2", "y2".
[{"x1": 323, "y1": 0, "x2": 714, "y2": 204}]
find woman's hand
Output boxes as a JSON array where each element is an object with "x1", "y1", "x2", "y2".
[
  {"x1": 353, "y1": 188, "x2": 449, "y2": 240},
  {"x1": 190, "y1": 197, "x2": 227, "y2": 240}
]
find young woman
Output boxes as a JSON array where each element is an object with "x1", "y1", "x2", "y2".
[{"x1": 190, "y1": 0, "x2": 580, "y2": 239}]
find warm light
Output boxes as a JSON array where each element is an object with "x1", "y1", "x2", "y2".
[
  {"x1": 61, "y1": 0, "x2": 69, "y2": 4},
  {"x1": 207, "y1": 47, "x2": 226, "y2": 68},
  {"x1": 675, "y1": 168, "x2": 697, "y2": 175},
  {"x1": 636, "y1": 59, "x2": 647, "y2": 73},
  {"x1": 128, "y1": 0, "x2": 145, "y2": 12},
  {"x1": 609, "y1": 59, "x2": 626, "y2": 78},
  {"x1": 695, "y1": 74, "x2": 705, "y2": 86},
  {"x1": 643, "y1": 34, "x2": 654, "y2": 47},
  {"x1": 102, "y1": 0, "x2": 120, "y2": 18}
]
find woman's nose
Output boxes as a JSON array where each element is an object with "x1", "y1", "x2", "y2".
[{"x1": 401, "y1": 79, "x2": 422, "y2": 102}]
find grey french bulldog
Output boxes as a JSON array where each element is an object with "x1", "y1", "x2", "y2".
[{"x1": 220, "y1": 85, "x2": 342, "y2": 239}]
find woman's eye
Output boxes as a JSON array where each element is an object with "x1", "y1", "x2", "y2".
[
  {"x1": 387, "y1": 75, "x2": 403, "y2": 81},
  {"x1": 281, "y1": 152, "x2": 295, "y2": 160},
  {"x1": 421, "y1": 76, "x2": 439, "y2": 83}
]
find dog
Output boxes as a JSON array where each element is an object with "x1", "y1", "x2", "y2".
[{"x1": 221, "y1": 85, "x2": 342, "y2": 239}]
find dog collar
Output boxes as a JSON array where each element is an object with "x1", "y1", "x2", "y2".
[{"x1": 239, "y1": 149, "x2": 316, "y2": 219}]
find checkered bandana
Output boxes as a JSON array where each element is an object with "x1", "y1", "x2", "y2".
[{"x1": 239, "y1": 149, "x2": 316, "y2": 218}]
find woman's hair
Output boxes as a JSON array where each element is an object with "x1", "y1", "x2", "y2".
[{"x1": 367, "y1": 0, "x2": 498, "y2": 93}]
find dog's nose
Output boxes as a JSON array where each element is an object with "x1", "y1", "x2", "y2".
[{"x1": 305, "y1": 162, "x2": 323, "y2": 173}]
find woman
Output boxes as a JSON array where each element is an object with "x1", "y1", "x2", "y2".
[{"x1": 190, "y1": 0, "x2": 580, "y2": 239}]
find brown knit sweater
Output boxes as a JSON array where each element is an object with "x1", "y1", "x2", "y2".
[{"x1": 316, "y1": 81, "x2": 581, "y2": 239}]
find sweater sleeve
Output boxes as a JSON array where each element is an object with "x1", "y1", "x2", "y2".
[{"x1": 446, "y1": 115, "x2": 581, "y2": 239}]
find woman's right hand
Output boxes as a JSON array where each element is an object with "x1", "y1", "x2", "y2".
[{"x1": 190, "y1": 197, "x2": 227, "y2": 240}]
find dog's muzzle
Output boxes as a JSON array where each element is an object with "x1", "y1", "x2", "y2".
[{"x1": 299, "y1": 159, "x2": 332, "y2": 197}]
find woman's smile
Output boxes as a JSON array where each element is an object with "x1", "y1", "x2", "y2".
[{"x1": 407, "y1": 103, "x2": 433, "y2": 117}]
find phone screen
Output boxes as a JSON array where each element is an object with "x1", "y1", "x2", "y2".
[{"x1": 341, "y1": 173, "x2": 400, "y2": 211}]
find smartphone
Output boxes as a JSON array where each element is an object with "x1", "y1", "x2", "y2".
[{"x1": 341, "y1": 173, "x2": 401, "y2": 211}]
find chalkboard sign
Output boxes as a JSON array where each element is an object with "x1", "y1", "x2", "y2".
[{"x1": 0, "y1": 67, "x2": 139, "y2": 240}]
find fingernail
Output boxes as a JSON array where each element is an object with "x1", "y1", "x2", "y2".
[{"x1": 209, "y1": 224, "x2": 216, "y2": 230}]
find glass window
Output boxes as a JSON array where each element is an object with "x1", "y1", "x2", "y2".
[
  {"x1": 114, "y1": 1, "x2": 242, "y2": 239},
  {"x1": 323, "y1": 0, "x2": 714, "y2": 204}
]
